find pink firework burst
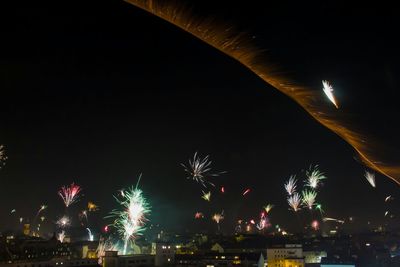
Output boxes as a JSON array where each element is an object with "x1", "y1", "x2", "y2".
[{"x1": 58, "y1": 183, "x2": 82, "y2": 207}]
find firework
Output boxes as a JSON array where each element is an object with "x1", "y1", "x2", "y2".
[
  {"x1": 56, "y1": 215, "x2": 71, "y2": 228},
  {"x1": 364, "y1": 171, "x2": 376, "y2": 188},
  {"x1": 221, "y1": 186, "x2": 225, "y2": 193},
  {"x1": 195, "y1": 212, "x2": 204, "y2": 219},
  {"x1": 88, "y1": 201, "x2": 99, "y2": 211},
  {"x1": 79, "y1": 210, "x2": 88, "y2": 222},
  {"x1": 19, "y1": 217, "x2": 23, "y2": 223},
  {"x1": 242, "y1": 188, "x2": 251, "y2": 196},
  {"x1": 10, "y1": 209, "x2": 16, "y2": 214},
  {"x1": 109, "y1": 178, "x2": 151, "y2": 255},
  {"x1": 316, "y1": 203, "x2": 324, "y2": 215},
  {"x1": 385, "y1": 195, "x2": 393, "y2": 202},
  {"x1": 58, "y1": 183, "x2": 82, "y2": 207},
  {"x1": 322, "y1": 217, "x2": 345, "y2": 224},
  {"x1": 256, "y1": 212, "x2": 270, "y2": 231},
  {"x1": 86, "y1": 228, "x2": 94, "y2": 241},
  {"x1": 123, "y1": 0, "x2": 400, "y2": 185},
  {"x1": 0, "y1": 145, "x2": 7, "y2": 168},
  {"x1": 212, "y1": 212, "x2": 224, "y2": 224},
  {"x1": 97, "y1": 238, "x2": 118, "y2": 264},
  {"x1": 311, "y1": 220, "x2": 319, "y2": 231},
  {"x1": 384, "y1": 211, "x2": 389, "y2": 217},
  {"x1": 201, "y1": 191, "x2": 211, "y2": 201},
  {"x1": 264, "y1": 204, "x2": 274, "y2": 214},
  {"x1": 287, "y1": 192, "x2": 301, "y2": 212},
  {"x1": 181, "y1": 152, "x2": 225, "y2": 187},
  {"x1": 284, "y1": 175, "x2": 297, "y2": 196},
  {"x1": 305, "y1": 165, "x2": 327, "y2": 189},
  {"x1": 322, "y1": 80, "x2": 339, "y2": 109},
  {"x1": 58, "y1": 231, "x2": 66, "y2": 243},
  {"x1": 301, "y1": 190, "x2": 317, "y2": 209},
  {"x1": 36, "y1": 205, "x2": 47, "y2": 217},
  {"x1": 40, "y1": 216, "x2": 45, "y2": 222},
  {"x1": 250, "y1": 219, "x2": 256, "y2": 225}
]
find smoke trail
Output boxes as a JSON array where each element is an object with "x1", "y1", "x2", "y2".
[{"x1": 124, "y1": 0, "x2": 400, "y2": 185}]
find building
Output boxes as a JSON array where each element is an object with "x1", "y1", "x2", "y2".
[
  {"x1": 266, "y1": 244, "x2": 304, "y2": 267},
  {"x1": 303, "y1": 250, "x2": 327, "y2": 264},
  {"x1": 102, "y1": 251, "x2": 154, "y2": 267},
  {"x1": 151, "y1": 242, "x2": 174, "y2": 266}
]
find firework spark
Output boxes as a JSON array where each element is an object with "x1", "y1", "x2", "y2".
[
  {"x1": 58, "y1": 183, "x2": 82, "y2": 207},
  {"x1": 311, "y1": 220, "x2": 320, "y2": 231},
  {"x1": 287, "y1": 192, "x2": 301, "y2": 212},
  {"x1": 322, "y1": 217, "x2": 345, "y2": 224},
  {"x1": 58, "y1": 231, "x2": 66, "y2": 243},
  {"x1": 195, "y1": 212, "x2": 204, "y2": 219},
  {"x1": 385, "y1": 195, "x2": 393, "y2": 202},
  {"x1": 109, "y1": 178, "x2": 151, "y2": 255},
  {"x1": 301, "y1": 190, "x2": 317, "y2": 209},
  {"x1": 305, "y1": 165, "x2": 327, "y2": 189},
  {"x1": 10, "y1": 209, "x2": 16, "y2": 214},
  {"x1": 221, "y1": 186, "x2": 225, "y2": 193},
  {"x1": 86, "y1": 228, "x2": 94, "y2": 241},
  {"x1": 284, "y1": 175, "x2": 297, "y2": 196},
  {"x1": 88, "y1": 201, "x2": 99, "y2": 211},
  {"x1": 56, "y1": 216, "x2": 71, "y2": 228},
  {"x1": 384, "y1": 211, "x2": 389, "y2": 217},
  {"x1": 181, "y1": 152, "x2": 225, "y2": 187},
  {"x1": 212, "y1": 212, "x2": 224, "y2": 224},
  {"x1": 79, "y1": 210, "x2": 88, "y2": 222},
  {"x1": 242, "y1": 188, "x2": 251, "y2": 196},
  {"x1": 316, "y1": 203, "x2": 324, "y2": 215},
  {"x1": 364, "y1": 171, "x2": 376, "y2": 188},
  {"x1": 264, "y1": 204, "x2": 274, "y2": 214},
  {"x1": 201, "y1": 191, "x2": 211, "y2": 202},
  {"x1": 322, "y1": 80, "x2": 339, "y2": 109},
  {"x1": 19, "y1": 217, "x2": 23, "y2": 223},
  {"x1": 40, "y1": 216, "x2": 45, "y2": 222},
  {"x1": 123, "y1": 0, "x2": 400, "y2": 185}
]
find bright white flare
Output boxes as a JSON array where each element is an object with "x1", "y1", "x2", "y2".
[
  {"x1": 305, "y1": 165, "x2": 327, "y2": 189},
  {"x1": 287, "y1": 192, "x2": 301, "y2": 212},
  {"x1": 364, "y1": 171, "x2": 376, "y2": 188},
  {"x1": 212, "y1": 212, "x2": 224, "y2": 224},
  {"x1": 322, "y1": 80, "x2": 339, "y2": 108},
  {"x1": 301, "y1": 190, "x2": 317, "y2": 209},
  {"x1": 86, "y1": 228, "x2": 94, "y2": 241},
  {"x1": 284, "y1": 175, "x2": 297, "y2": 196}
]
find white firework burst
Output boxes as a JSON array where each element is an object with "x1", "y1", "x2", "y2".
[
  {"x1": 181, "y1": 152, "x2": 225, "y2": 187},
  {"x1": 305, "y1": 165, "x2": 327, "y2": 189},
  {"x1": 284, "y1": 175, "x2": 297, "y2": 195},
  {"x1": 287, "y1": 192, "x2": 301, "y2": 212},
  {"x1": 364, "y1": 170, "x2": 376, "y2": 188}
]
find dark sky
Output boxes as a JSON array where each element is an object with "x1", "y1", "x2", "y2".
[{"x1": 1, "y1": 1, "x2": 400, "y2": 235}]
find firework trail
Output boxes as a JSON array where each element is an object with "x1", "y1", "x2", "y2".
[
  {"x1": 264, "y1": 204, "x2": 274, "y2": 214},
  {"x1": 212, "y1": 211, "x2": 224, "y2": 231},
  {"x1": 58, "y1": 231, "x2": 66, "y2": 243},
  {"x1": 181, "y1": 152, "x2": 225, "y2": 187},
  {"x1": 305, "y1": 165, "x2": 327, "y2": 189},
  {"x1": 384, "y1": 211, "x2": 389, "y2": 217},
  {"x1": 0, "y1": 145, "x2": 7, "y2": 169},
  {"x1": 242, "y1": 188, "x2": 251, "y2": 196},
  {"x1": 88, "y1": 202, "x2": 99, "y2": 211},
  {"x1": 86, "y1": 228, "x2": 94, "y2": 241},
  {"x1": 10, "y1": 209, "x2": 16, "y2": 214},
  {"x1": 194, "y1": 212, "x2": 204, "y2": 219},
  {"x1": 284, "y1": 175, "x2": 297, "y2": 196},
  {"x1": 364, "y1": 170, "x2": 376, "y2": 188},
  {"x1": 287, "y1": 192, "x2": 301, "y2": 212},
  {"x1": 301, "y1": 190, "x2": 317, "y2": 209},
  {"x1": 79, "y1": 210, "x2": 89, "y2": 223},
  {"x1": 256, "y1": 212, "x2": 270, "y2": 231},
  {"x1": 385, "y1": 195, "x2": 393, "y2": 202},
  {"x1": 221, "y1": 186, "x2": 225, "y2": 193},
  {"x1": 322, "y1": 80, "x2": 339, "y2": 109},
  {"x1": 124, "y1": 0, "x2": 400, "y2": 185},
  {"x1": 316, "y1": 203, "x2": 324, "y2": 215},
  {"x1": 201, "y1": 191, "x2": 211, "y2": 201},
  {"x1": 58, "y1": 183, "x2": 82, "y2": 207},
  {"x1": 322, "y1": 217, "x2": 345, "y2": 224},
  {"x1": 109, "y1": 177, "x2": 150, "y2": 255}
]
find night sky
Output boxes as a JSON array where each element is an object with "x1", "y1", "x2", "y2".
[{"x1": 1, "y1": 1, "x2": 400, "y2": 235}]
